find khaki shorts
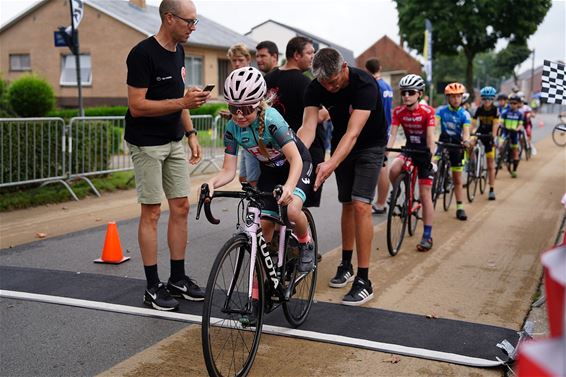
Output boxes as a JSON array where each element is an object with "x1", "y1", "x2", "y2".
[{"x1": 128, "y1": 141, "x2": 190, "y2": 204}]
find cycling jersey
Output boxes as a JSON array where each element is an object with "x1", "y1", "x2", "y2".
[
  {"x1": 224, "y1": 107, "x2": 311, "y2": 168},
  {"x1": 392, "y1": 104, "x2": 435, "y2": 147},
  {"x1": 435, "y1": 105, "x2": 471, "y2": 139},
  {"x1": 500, "y1": 108, "x2": 523, "y2": 131},
  {"x1": 473, "y1": 106, "x2": 498, "y2": 133}
]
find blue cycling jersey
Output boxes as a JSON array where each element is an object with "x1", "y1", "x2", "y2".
[
  {"x1": 435, "y1": 105, "x2": 471, "y2": 139},
  {"x1": 224, "y1": 107, "x2": 309, "y2": 168}
]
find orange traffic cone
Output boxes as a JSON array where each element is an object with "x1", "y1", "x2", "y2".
[{"x1": 94, "y1": 221, "x2": 130, "y2": 264}]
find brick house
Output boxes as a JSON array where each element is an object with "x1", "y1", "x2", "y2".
[
  {"x1": 0, "y1": 0, "x2": 257, "y2": 107},
  {"x1": 356, "y1": 35, "x2": 422, "y2": 104}
]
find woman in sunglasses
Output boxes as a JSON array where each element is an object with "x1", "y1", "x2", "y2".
[
  {"x1": 387, "y1": 74, "x2": 436, "y2": 251},
  {"x1": 206, "y1": 67, "x2": 316, "y2": 273}
]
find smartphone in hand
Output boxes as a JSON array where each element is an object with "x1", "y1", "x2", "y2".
[{"x1": 202, "y1": 84, "x2": 215, "y2": 92}]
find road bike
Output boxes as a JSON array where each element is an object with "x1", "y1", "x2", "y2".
[
  {"x1": 465, "y1": 133, "x2": 489, "y2": 202},
  {"x1": 495, "y1": 131, "x2": 513, "y2": 177},
  {"x1": 198, "y1": 183, "x2": 317, "y2": 377},
  {"x1": 518, "y1": 127, "x2": 532, "y2": 161},
  {"x1": 432, "y1": 141, "x2": 464, "y2": 211},
  {"x1": 385, "y1": 146, "x2": 427, "y2": 256},
  {"x1": 552, "y1": 112, "x2": 566, "y2": 147}
]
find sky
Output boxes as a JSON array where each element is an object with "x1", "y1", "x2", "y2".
[{"x1": 1, "y1": 0, "x2": 564, "y2": 74}]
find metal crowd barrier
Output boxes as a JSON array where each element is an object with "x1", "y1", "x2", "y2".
[
  {"x1": 0, "y1": 117, "x2": 79, "y2": 200},
  {"x1": 0, "y1": 114, "x2": 222, "y2": 200}
]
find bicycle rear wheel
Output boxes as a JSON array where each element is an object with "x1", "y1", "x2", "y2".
[
  {"x1": 431, "y1": 161, "x2": 445, "y2": 209},
  {"x1": 552, "y1": 124, "x2": 566, "y2": 147},
  {"x1": 283, "y1": 208, "x2": 318, "y2": 327},
  {"x1": 386, "y1": 174, "x2": 409, "y2": 256},
  {"x1": 202, "y1": 234, "x2": 264, "y2": 377}
]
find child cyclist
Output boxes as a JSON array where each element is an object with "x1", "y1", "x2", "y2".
[
  {"x1": 206, "y1": 67, "x2": 315, "y2": 273},
  {"x1": 499, "y1": 93, "x2": 524, "y2": 178},
  {"x1": 387, "y1": 74, "x2": 436, "y2": 251},
  {"x1": 472, "y1": 86, "x2": 499, "y2": 200},
  {"x1": 435, "y1": 82, "x2": 472, "y2": 221}
]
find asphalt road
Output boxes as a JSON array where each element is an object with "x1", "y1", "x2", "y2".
[{"x1": 0, "y1": 111, "x2": 562, "y2": 377}]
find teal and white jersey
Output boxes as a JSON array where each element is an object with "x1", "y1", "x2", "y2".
[{"x1": 224, "y1": 107, "x2": 310, "y2": 168}]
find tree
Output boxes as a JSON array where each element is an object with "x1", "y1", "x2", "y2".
[
  {"x1": 494, "y1": 40, "x2": 532, "y2": 84},
  {"x1": 394, "y1": 0, "x2": 551, "y2": 94}
]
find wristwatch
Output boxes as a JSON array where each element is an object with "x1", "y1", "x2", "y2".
[{"x1": 185, "y1": 130, "x2": 197, "y2": 138}]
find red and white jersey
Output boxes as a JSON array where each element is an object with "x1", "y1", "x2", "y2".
[{"x1": 391, "y1": 104, "x2": 435, "y2": 147}]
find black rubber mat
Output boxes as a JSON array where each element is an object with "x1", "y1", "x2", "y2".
[{"x1": 0, "y1": 266, "x2": 519, "y2": 367}]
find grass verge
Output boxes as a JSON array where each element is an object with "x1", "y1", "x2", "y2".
[{"x1": 0, "y1": 171, "x2": 135, "y2": 212}]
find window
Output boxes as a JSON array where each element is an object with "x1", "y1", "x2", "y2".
[
  {"x1": 185, "y1": 56, "x2": 203, "y2": 87},
  {"x1": 217, "y1": 59, "x2": 230, "y2": 96},
  {"x1": 60, "y1": 54, "x2": 92, "y2": 86},
  {"x1": 10, "y1": 54, "x2": 31, "y2": 71}
]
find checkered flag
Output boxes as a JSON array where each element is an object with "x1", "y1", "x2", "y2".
[{"x1": 541, "y1": 60, "x2": 565, "y2": 104}]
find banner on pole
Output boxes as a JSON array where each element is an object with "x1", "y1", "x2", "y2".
[{"x1": 424, "y1": 19, "x2": 433, "y2": 83}]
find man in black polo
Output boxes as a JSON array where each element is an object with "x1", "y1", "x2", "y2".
[{"x1": 298, "y1": 48, "x2": 387, "y2": 306}]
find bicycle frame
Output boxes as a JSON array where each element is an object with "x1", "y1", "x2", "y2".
[{"x1": 400, "y1": 155, "x2": 419, "y2": 216}]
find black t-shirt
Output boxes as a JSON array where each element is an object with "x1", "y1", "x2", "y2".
[
  {"x1": 304, "y1": 66, "x2": 387, "y2": 153},
  {"x1": 125, "y1": 37, "x2": 186, "y2": 146},
  {"x1": 473, "y1": 105, "x2": 498, "y2": 133},
  {"x1": 265, "y1": 68, "x2": 326, "y2": 163}
]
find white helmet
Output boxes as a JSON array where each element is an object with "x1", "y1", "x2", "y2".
[
  {"x1": 224, "y1": 67, "x2": 266, "y2": 105},
  {"x1": 399, "y1": 74, "x2": 425, "y2": 91},
  {"x1": 462, "y1": 92, "x2": 470, "y2": 103}
]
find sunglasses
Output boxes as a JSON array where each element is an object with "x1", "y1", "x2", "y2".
[
  {"x1": 228, "y1": 104, "x2": 258, "y2": 116},
  {"x1": 509, "y1": 101, "x2": 519, "y2": 105},
  {"x1": 170, "y1": 13, "x2": 199, "y2": 27},
  {"x1": 481, "y1": 97, "x2": 494, "y2": 100},
  {"x1": 401, "y1": 90, "x2": 418, "y2": 97}
]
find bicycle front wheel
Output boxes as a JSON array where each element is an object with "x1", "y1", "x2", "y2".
[
  {"x1": 202, "y1": 234, "x2": 264, "y2": 377},
  {"x1": 431, "y1": 161, "x2": 445, "y2": 209},
  {"x1": 408, "y1": 179, "x2": 421, "y2": 237},
  {"x1": 479, "y1": 150, "x2": 487, "y2": 194},
  {"x1": 466, "y1": 154, "x2": 478, "y2": 203},
  {"x1": 443, "y1": 168, "x2": 454, "y2": 212},
  {"x1": 552, "y1": 124, "x2": 566, "y2": 147},
  {"x1": 387, "y1": 174, "x2": 409, "y2": 256},
  {"x1": 283, "y1": 208, "x2": 318, "y2": 327}
]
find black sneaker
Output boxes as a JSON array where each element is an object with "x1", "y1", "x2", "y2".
[
  {"x1": 456, "y1": 209, "x2": 468, "y2": 221},
  {"x1": 488, "y1": 191, "x2": 496, "y2": 201},
  {"x1": 328, "y1": 262, "x2": 354, "y2": 288},
  {"x1": 341, "y1": 276, "x2": 374, "y2": 306},
  {"x1": 167, "y1": 275, "x2": 205, "y2": 301},
  {"x1": 297, "y1": 242, "x2": 315, "y2": 273},
  {"x1": 144, "y1": 282, "x2": 179, "y2": 311},
  {"x1": 372, "y1": 204, "x2": 387, "y2": 215}
]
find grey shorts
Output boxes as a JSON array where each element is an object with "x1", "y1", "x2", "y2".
[
  {"x1": 334, "y1": 146, "x2": 385, "y2": 203},
  {"x1": 239, "y1": 149, "x2": 261, "y2": 182},
  {"x1": 128, "y1": 141, "x2": 190, "y2": 204}
]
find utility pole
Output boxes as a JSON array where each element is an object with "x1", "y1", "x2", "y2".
[{"x1": 530, "y1": 49, "x2": 535, "y2": 100}]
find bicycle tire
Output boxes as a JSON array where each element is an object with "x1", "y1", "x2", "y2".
[
  {"x1": 386, "y1": 173, "x2": 408, "y2": 256},
  {"x1": 466, "y1": 150, "x2": 478, "y2": 203},
  {"x1": 283, "y1": 208, "x2": 318, "y2": 327},
  {"x1": 443, "y1": 166, "x2": 454, "y2": 212},
  {"x1": 552, "y1": 124, "x2": 566, "y2": 147},
  {"x1": 432, "y1": 159, "x2": 445, "y2": 209},
  {"x1": 479, "y1": 149, "x2": 487, "y2": 194},
  {"x1": 202, "y1": 234, "x2": 264, "y2": 377},
  {"x1": 495, "y1": 144, "x2": 503, "y2": 178},
  {"x1": 408, "y1": 178, "x2": 420, "y2": 236}
]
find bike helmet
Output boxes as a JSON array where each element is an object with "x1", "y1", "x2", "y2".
[
  {"x1": 399, "y1": 74, "x2": 425, "y2": 91},
  {"x1": 224, "y1": 67, "x2": 266, "y2": 105},
  {"x1": 462, "y1": 92, "x2": 470, "y2": 103},
  {"x1": 480, "y1": 86, "x2": 497, "y2": 99},
  {"x1": 508, "y1": 93, "x2": 521, "y2": 102},
  {"x1": 444, "y1": 82, "x2": 465, "y2": 95},
  {"x1": 496, "y1": 93, "x2": 508, "y2": 101}
]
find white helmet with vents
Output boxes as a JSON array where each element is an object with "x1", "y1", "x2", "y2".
[
  {"x1": 399, "y1": 74, "x2": 425, "y2": 91},
  {"x1": 224, "y1": 67, "x2": 266, "y2": 105}
]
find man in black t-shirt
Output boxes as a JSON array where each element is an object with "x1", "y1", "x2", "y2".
[
  {"x1": 125, "y1": 0, "x2": 210, "y2": 312},
  {"x1": 298, "y1": 48, "x2": 387, "y2": 306},
  {"x1": 265, "y1": 36, "x2": 329, "y2": 208}
]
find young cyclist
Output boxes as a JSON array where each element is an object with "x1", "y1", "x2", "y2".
[
  {"x1": 206, "y1": 67, "x2": 316, "y2": 273},
  {"x1": 472, "y1": 86, "x2": 499, "y2": 200},
  {"x1": 517, "y1": 92, "x2": 535, "y2": 155},
  {"x1": 435, "y1": 82, "x2": 471, "y2": 221},
  {"x1": 499, "y1": 93, "x2": 524, "y2": 178},
  {"x1": 496, "y1": 93, "x2": 509, "y2": 115},
  {"x1": 388, "y1": 74, "x2": 436, "y2": 251}
]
